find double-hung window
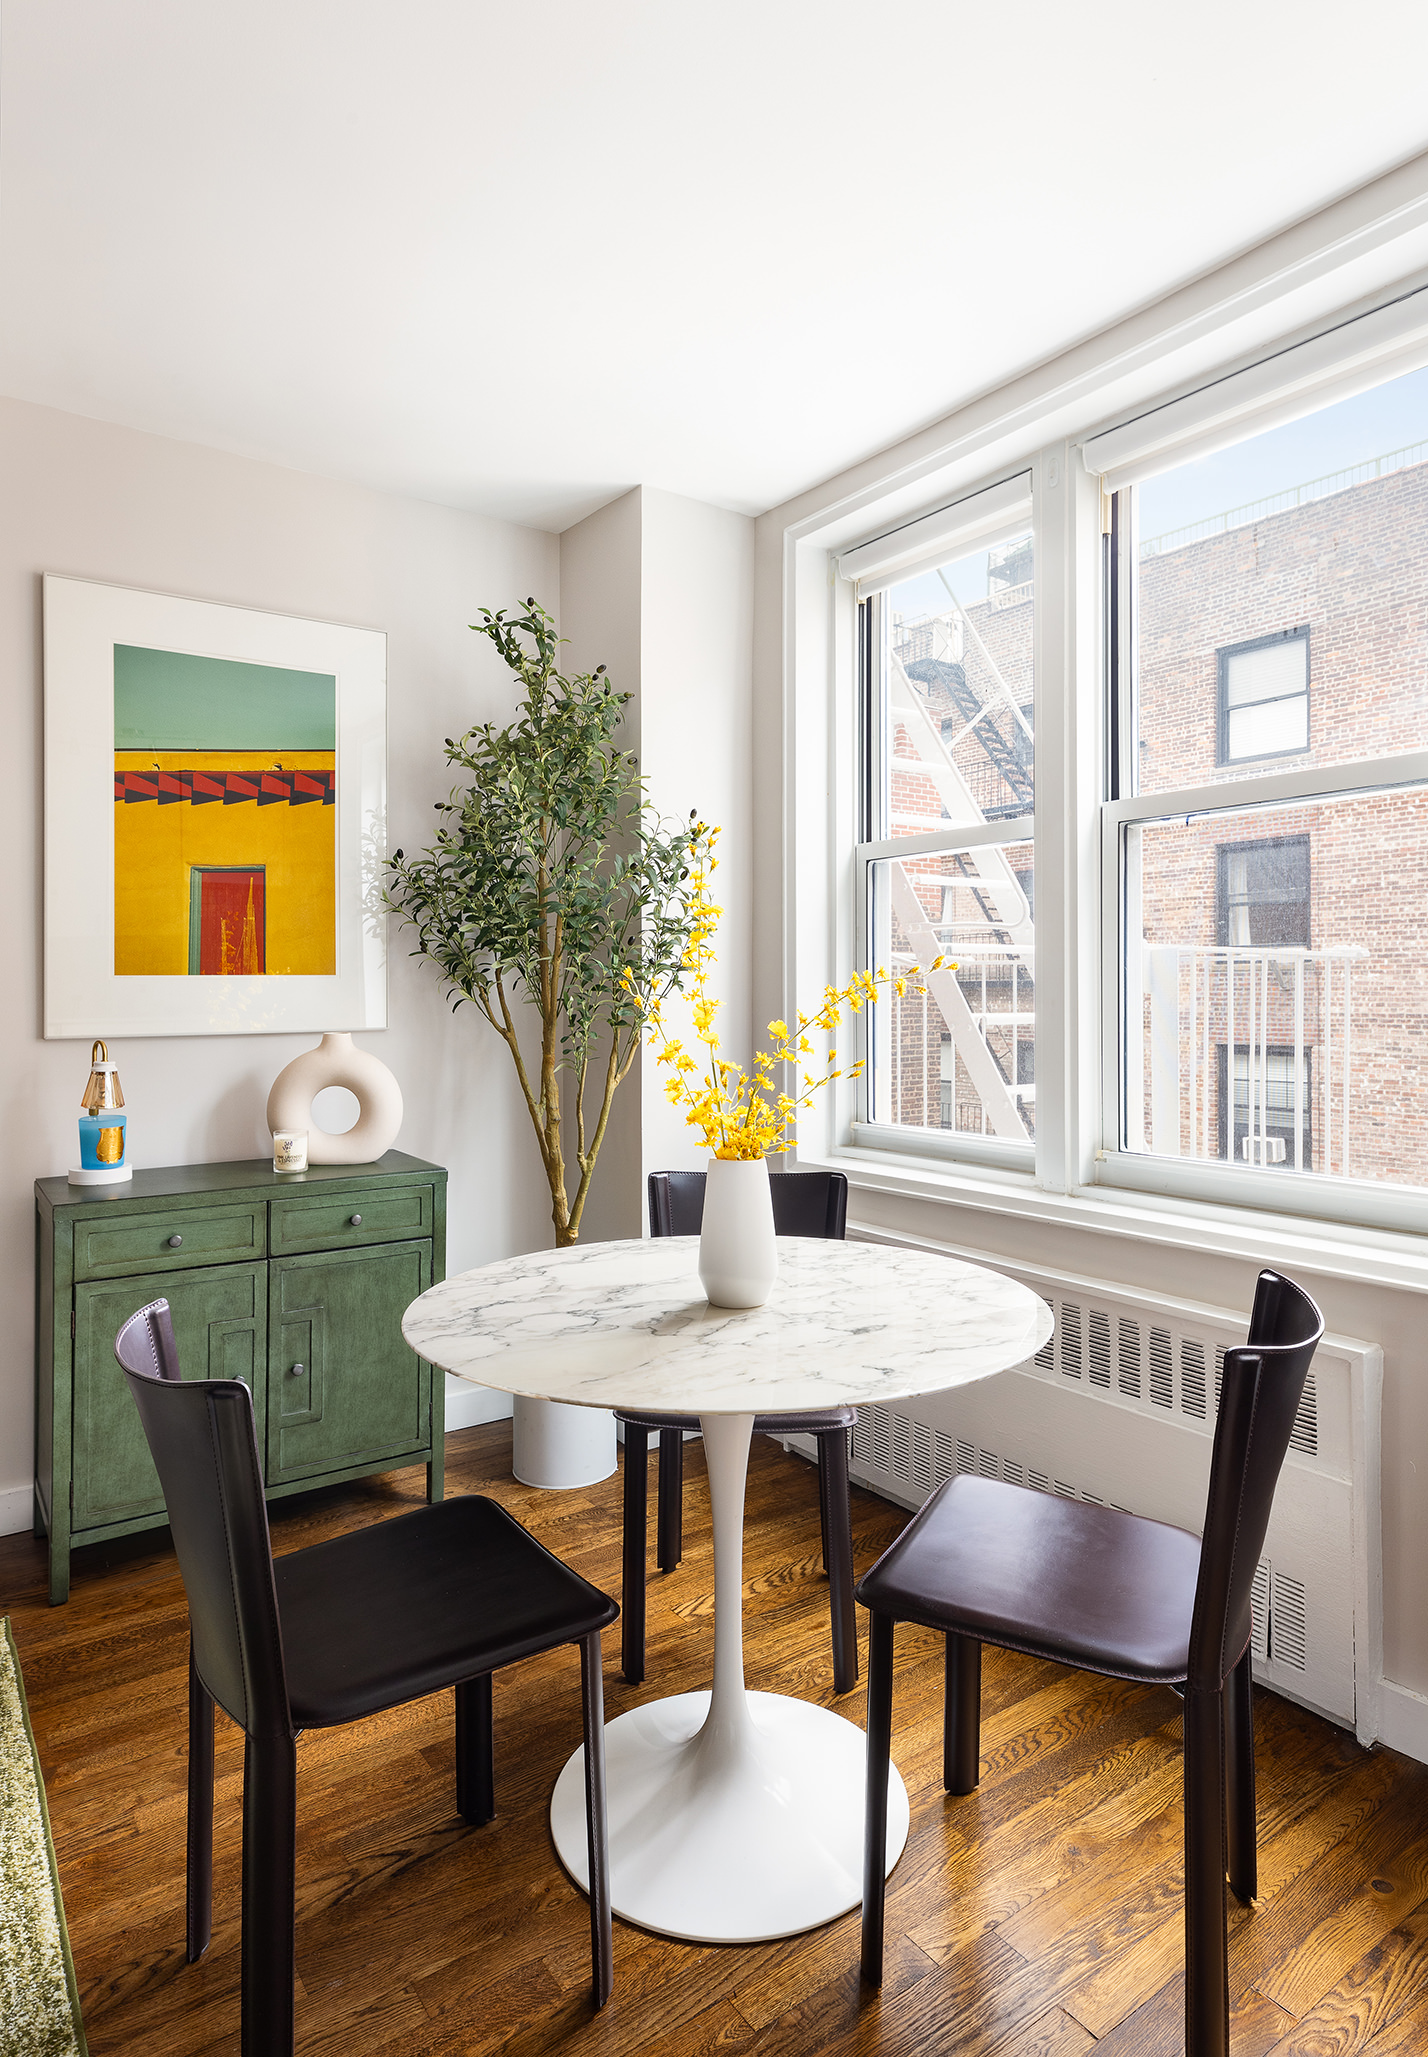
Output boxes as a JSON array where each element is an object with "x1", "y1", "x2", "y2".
[
  {"x1": 810, "y1": 277, "x2": 1428, "y2": 1237},
  {"x1": 1100, "y1": 357, "x2": 1428, "y2": 1219},
  {"x1": 844, "y1": 475, "x2": 1036, "y2": 1166}
]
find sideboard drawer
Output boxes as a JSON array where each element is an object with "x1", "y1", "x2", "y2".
[
  {"x1": 269, "y1": 1182, "x2": 434, "y2": 1256},
  {"x1": 72, "y1": 1203, "x2": 266, "y2": 1282}
]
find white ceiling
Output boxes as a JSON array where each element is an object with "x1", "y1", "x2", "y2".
[{"x1": 5, "y1": 2, "x2": 1428, "y2": 533}]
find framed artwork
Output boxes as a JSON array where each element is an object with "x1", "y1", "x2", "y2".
[{"x1": 44, "y1": 576, "x2": 387, "y2": 1038}]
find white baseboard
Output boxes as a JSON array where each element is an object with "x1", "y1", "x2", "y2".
[
  {"x1": 443, "y1": 1376, "x2": 513, "y2": 1433},
  {"x1": 0, "y1": 1483, "x2": 34, "y2": 1539},
  {"x1": 1377, "y1": 1678, "x2": 1428, "y2": 1765}
]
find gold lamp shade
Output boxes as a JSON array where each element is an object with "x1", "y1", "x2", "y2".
[{"x1": 81, "y1": 1038, "x2": 125, "y2": 1114}]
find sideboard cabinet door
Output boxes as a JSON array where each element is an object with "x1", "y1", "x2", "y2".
[
  {"x1": 72, "y1": 1262, "x2": 267, "y2": 1531},
  {"x1": 268, "y1": 1241, "x2": 432, "y2": 1486}
]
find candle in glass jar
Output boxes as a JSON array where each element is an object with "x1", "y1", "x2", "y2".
[{"x1": 272, "y1": 1129, "x2": 308, "y2": 1173}]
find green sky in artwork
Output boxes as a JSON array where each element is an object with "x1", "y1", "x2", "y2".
[{"x1": 113, "y1": 644, "x2": 337, "y2": 750}]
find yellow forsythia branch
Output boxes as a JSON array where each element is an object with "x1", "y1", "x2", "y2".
[{"x1": 626, "y1": 824, "x2": 955, "y2": 1159}]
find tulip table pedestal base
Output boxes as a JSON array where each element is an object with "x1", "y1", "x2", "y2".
[{"x1": 548, "y1": 1413, "x2": 910, "y2": 1944}]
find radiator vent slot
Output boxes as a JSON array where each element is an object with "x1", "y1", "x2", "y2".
[
  {"x1": 1289, "y1": 1377, "x2": 1319, "y2": 1457},
  {"x1": 1181, "y1": 1339, "x2": 1207, "y2": 1419},
  {"x1": 1272, "y1": 1573, "x2": 1308, "y2": 1670},
  {"x1": 1061, "y1": 1303, "x2": 1083, "y2": 1380},
  {"x1": 1089, "y1": 1309, "x2": 1112, "y2": 1389},
  {"x1": 1149, "y1": 1327, "x2": 1174, "y2": 1410},
  {"x1": 1250, "y1": 1560, "x2": 1270, "y2": 1661},
  {"x1": 1118, "y1": 1318, "x2": 1142, "y2": 1398}
]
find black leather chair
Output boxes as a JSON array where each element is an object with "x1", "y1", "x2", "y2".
[
  {"x1": 115, "y1": 1296, "x2": 617, "y2": 2057},
  {"x1": 857, "y1": 1268, "x2": 1322, "y2": 2057},
  {"x1": 616, "y1": 1168, "x2": 858, "y2": 1692}
]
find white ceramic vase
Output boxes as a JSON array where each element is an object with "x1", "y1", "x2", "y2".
[
  {"x1": 266, "y1": 1031, "x2": 403, "y2": 1165},
  {"x1": 699, "y1": 1154, "x2": 778, "y2": 1309}
]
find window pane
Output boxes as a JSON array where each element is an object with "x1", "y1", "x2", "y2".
[
  {"x1": 1121, "y1": 785, "x2": 1428, "y2": 1185},
  {"x1": 867, "y1": 839, "x2": 1034, "y2": 1143},
  {"x1": 1133, "y1": 364, "x2": 1428, "y2": 793},
  {"x1": 1224, "y1": 636, "x2": 1307, "y2": 709},
  {"x1": 882, "y1": 531, "x2": 1034, "y2": 835},
  {"x1": 1227, "y1": 696, "x2": 1308, "y2": 760}
]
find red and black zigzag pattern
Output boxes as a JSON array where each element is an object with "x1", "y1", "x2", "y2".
[{"x1": 114, "y1": 770, "x2": 335, "y2": 806}]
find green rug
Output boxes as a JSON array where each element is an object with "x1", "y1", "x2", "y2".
[{"x1": 0, "y1": 1619, "x2": 86, "y2": 2057}]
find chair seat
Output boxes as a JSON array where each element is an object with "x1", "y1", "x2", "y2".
[
  {"x1": 615, "y1": 1407, "x2": 855, "y2": 1435},
  {"x1": 276, "y1": 1495, "x2": 617, "y2": 1728},
  {"x1": 855, "y1": 1474, "x2": 1203, "y2": 1684}
]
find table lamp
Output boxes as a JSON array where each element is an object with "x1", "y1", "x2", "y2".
[{"x1": 69, "y1": 1038, "x2": 132, "y2": 1186}]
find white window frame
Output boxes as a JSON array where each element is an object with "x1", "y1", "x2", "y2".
[
  {"x1": 780, "y1": 185, "x2": 1428, "y2": 1274},
  {"x1": 849, "y1": 477, "x2": 1038, "y2": 1171}
]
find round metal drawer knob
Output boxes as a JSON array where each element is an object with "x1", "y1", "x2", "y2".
[
  {"x1": 167, "y1": 1234, "x2": 183, "y2": 1248},
  {"x1": 290, "y1": 1362, "x2": 305, "y2": 1378},
  {"x1": 349, "y1": 1213, "x2": 362, "y2": 1226}
]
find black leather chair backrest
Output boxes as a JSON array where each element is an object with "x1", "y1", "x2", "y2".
[
  {"x1": 647, "y1": 1168, "x2": 848, "y2": 1240},
  {"x1": 115, "y1": 1298, "x2": 292, "y2": 1742},
  {"x1": 1187, "y1": 1269, "x2": 1323, "y2": 1694}
]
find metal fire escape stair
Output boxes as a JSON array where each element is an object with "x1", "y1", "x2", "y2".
[{"x1": 905, "y1": 655, "x2": 1035, "y2": 813}]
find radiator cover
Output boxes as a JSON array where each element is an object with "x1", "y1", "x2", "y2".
[{"x1": 784, "y1": 1240, "x2": 1383, "y2": 1743}]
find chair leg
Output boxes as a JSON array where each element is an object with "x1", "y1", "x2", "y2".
[
  {"x1": 1184, "y1": 1684, "x2": 1230, "y2": 2057},
  {"x1": 621, "y1": 1424, "x2": 650, "y2": 1685},
  {"x1": 861, "y1": 1610, "x2": 895, "y2": 1985},
  {"x1": 818, "y1": 1429, "x2": 858, "y2": 1694},
  {"x1": 186, "y1": 1642, "x2": 214, "y2": 1963},
  {"x1": 580, "y1": 1630, "x2": 613, "y2": 2007},
  {"x1": 241, "y1": 1730, "x2": 297, "y2": 2057},
  {"x1": 455, "y1": 1673, "x2": 495, "y2": 1826},
  {"x1": 944, "y1": 1634, "x2": 982, "y2": 1795},
  {"x1": 656, "y1": 1428, "x2": 684, "y2": 1572},
  {"x1": 1225, "y1": 1648, "x2": 1257, "y2": 1904}
]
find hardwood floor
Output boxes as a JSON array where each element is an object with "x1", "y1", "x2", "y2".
[{"x1": 3, "y1": 1423, "x2": 1426, "y2": 2056}]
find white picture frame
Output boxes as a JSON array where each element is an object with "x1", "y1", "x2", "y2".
[{"x1": 44, "y1": 575, "x2": 387, "y2": 1039}]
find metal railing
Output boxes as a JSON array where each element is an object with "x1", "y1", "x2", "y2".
[
  {"x1": 1138, "y1": 945, "x2": 1368, "y2": 1176},
  {"x1": 1140, "y1": 443, "x2": 1428, "y2": 560}
]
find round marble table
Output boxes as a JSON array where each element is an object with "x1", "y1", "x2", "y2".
[{"x1": 402, "y1": 1235, "x2": 1052, "y2": 1945}]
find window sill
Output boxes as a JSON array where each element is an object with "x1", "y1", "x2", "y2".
[{"x1": 803, "y1": 1137, "x2": 1428, "y2": 1295}]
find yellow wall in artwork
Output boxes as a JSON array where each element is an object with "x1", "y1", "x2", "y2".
[{"x1": 114, "y1": 751, "x2": 336, "y2": 975}]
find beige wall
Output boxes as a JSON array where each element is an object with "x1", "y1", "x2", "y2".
[
  {"x1": 559, "y1": 487, "x2": 756, "y2": 1238},
  {"x1": 0, "y1": 394, "x2": 564, "y2": 1522}
]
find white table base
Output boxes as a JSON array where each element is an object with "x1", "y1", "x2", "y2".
[{"x1": 549, "y1": 1414, "x2": 909, "y2": 1943}]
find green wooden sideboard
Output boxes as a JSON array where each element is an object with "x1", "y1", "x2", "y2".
[{"x1": 34, "y1": 1151, "x2": 448, "y2": 1604}]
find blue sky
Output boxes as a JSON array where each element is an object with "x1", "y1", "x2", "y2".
[
  {"x1": 1138, "y1": 362, "x2": 1428, "y2": 541},
  {"x1": 889, "y1": 361, "x2": 1428, "y2": 616}
]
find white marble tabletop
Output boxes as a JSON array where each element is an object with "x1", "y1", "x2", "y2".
[{"x1": 402, "y1": 1235, "x2": 1053, "y2": 1415}]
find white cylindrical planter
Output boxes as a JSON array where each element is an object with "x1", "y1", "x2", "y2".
[
  {"x1": 512, "y1": 1395, "x2": 617, "y2": 1490},
  {"x1": 699, "y1": 1155, "x2": 778, "y2": 1309}
]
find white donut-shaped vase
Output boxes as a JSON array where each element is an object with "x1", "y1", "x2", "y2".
[{"x1": 266, "y1": 1032, "x2": 403, "y2": 1166}]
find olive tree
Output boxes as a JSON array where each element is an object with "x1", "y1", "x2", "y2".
[{"x1": 387, "y1": 600, "x2": 702, "y2": 1246}]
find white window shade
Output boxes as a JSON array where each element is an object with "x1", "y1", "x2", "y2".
[
  {"x1": 838, "y1": 471, "x2": 1033, "y2": 595},
  {"x1": 1082, "y1": 283, "x2": 1428, "y2": 491}
]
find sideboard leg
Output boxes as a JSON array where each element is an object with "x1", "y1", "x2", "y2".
[{"x1": 48, "y1": 1537, "x2": 70, "y2": 1606}]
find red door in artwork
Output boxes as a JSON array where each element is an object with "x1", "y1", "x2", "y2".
[{"x1": 190, "y1": 868, "x2": 266, "y2": 975}]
